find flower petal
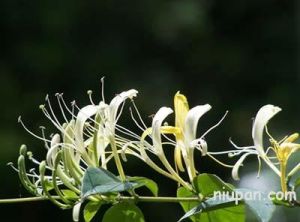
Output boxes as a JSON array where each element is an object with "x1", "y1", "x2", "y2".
[
  {"x1": 232, "y1": 153, "x2": 252, "y2": 180},
  {"x1": 184, "y1": 104, "x2": 211, "y2": 144},
  {"x1": 152, "y1": 107, "x2": 173, "y2": 154},
  {"x1": 252, "y1": 105, "x2": 281, "y2": 156},
  {"x1": 46, "y1": 134, "x2": 60, "y2": 168},
  {"x1": 174, "y1": 92, "x2": 189, "y2": 129},
  {"x1": 191, "y1": 138, "x2": 208, "y2": 156},
  {"x1": 72, "y1": 202, "x2": 82, "y2": 222},
  {"x1": 74, "y1": 105, "x2": 98, "y2": 164},
  {"x1": 109, "y1": 89, "x2": 138, "y2": 123}
]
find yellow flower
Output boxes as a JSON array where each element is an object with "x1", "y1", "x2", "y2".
[
  {"x1": 141, "y1": 92, "x2": 212, "y2": 182},
  {"x1": 230, "y1": 105, "x2": 300, "y2": 193}
]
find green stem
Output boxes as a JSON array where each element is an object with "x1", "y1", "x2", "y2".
[
  {"x1": 0, "y1": 195, "x2": 201, "y2": 204},
  {"x1": 0, "y1": 196, "x2": 60, "y2": 204},
  {"x1": 118, "y1": 196, "x2": 201, "y2": 203},
  {"x1": 110, "y1": 136, "x2": 126, "y2": 181}
]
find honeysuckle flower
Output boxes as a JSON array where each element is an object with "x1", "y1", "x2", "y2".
[
  {"x1": 139, "y1": 92, "x2": 228, "y2": 183},
  {"x1": 229, "y1": 104, "x2": 300, "y2": 193},
  {"x1": 14, "y1": 82, "x2": 139, "y2": 211}
]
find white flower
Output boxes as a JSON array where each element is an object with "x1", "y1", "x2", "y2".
[
  {"x1": 229, "y1": 104, "x2": 300, "y2": 193},
  {"x1": 15, "y1": 81, "x2": 139, "y2": 208},
  {"x1": 139, "y1": 92, "x2": 227, "y2": 184}
]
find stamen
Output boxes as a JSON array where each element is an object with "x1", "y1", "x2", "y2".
[
  {"x1": 116, "y1": 124, "x2": 141, "y2": 140},
  {"x1": 55, "y1": 93, "x2": 70, "y2": 123},
  {"x1": 7, "y1": 162, "x2": 19, "y2": 172},
  {"x1": 87, "y1": 90, "x2": 95, "y2": 105},
  {"x1": 162, "y1": 133, "x2": 176, "y2": 144},
  {"x1": 129, "y1": 107, "x2": 146, "y2": 131},
  {"x1": 101, "y1": 77, "x2": 105, "y2": 103},
  {"x1": 18, "y1": 116, "x2": 51, "y2": 143},
  {"x1": 265, "y1": 125, "x2": 276, "y2": 141},
  {"x1": 45, "y1": 95, "x2": 64, "y2": 130},
  {"x1": 115, "y1": 99, "x2": 125, "y2": 123},
  {"x1": 41, "y1": 108, "x2": 74, "y2": 143},
  {"x1": 206, "y1": 153, "x2": 234, "y2": 168},
  {"x1": 131, "y1": 100, "x2": 147, "y2": 129},
  {"x1": 200, "y1": 111, "x2": 228, "y2": 139},
  {"x1": 229, "y1": 138, "x2": 255, "y2": 150},
  {"x1": 39, "y1": 126, "x2": 50, "y2": 149},
  {"x1": 58, "y1": 94, "x2": 76, "y2": 120}
]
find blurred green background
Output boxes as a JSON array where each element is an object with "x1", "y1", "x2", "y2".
[{"x1": 0, "y1": 0, "x2": 299, "y2": 221}]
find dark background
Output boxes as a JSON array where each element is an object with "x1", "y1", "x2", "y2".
[{"x1": 0, "y1": 0, "x2": 299, "y2": 221}]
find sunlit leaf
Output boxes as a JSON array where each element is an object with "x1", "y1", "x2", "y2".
[
  {"x1": 102, "y1": 202, "x2": 145, "y2": 222},
  {"x1": 178, "y1": 174, "x2": 245, "y2": 222},
  {"x1": 177, "y1": 187, "x2": 200, "y2": 222},
  {"x1": 293, "y1": 177, "x2": 300, "y2": 190},
  {"x1": 128, "y1": 177, "x2": 158, "y2": 196},
  {"x1": 178, "y1": 195, "x2": 239, "y2": 222},
  {"x1": 83, "y1": 200, "x2": 102, "y2": 222},
  {"x1": 193, "y1": 173, "x2": 233, "y2": 195},
  {"x1": 61, "y1": 189, "x2": 79, "y2": 200}
]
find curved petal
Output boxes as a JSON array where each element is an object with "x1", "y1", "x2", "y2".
[
  {"x1": 184, "y1": 104, "x2": 211, "y2": 144},
  {"x1": 72, "y1": 202, "x2": 82, "y2": 222},
  {"x1": 109, "y1": 89, "x2": 138, "y2": 122},
  {"x1": 74, "y1": 105, "x2": 98, "y2": 164},
  {"x1": 152, "y1": 107, "x2": 173, "y2": 154},
  {"x1": 252, "y1": 105, "x2": 281, "y2": 156},
  {"x1": 174, "y1": 91, "x2": 189, "y2": 129},
  {"x1": 191, "y1": 138, "x2": 208, "y2": 156},
  {"x1": 232, "y1": 153, "x2": 252, "y2": 180},
  {"x1": 46, "y1": 134, "x2": 61, "y2": 168}
]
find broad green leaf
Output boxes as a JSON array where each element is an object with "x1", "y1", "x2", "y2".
[
  {"x1": 102, "y1": 202, "x2": 145, "y2": 222},
  {"x1": 128, "y1": 177, "x2": 158, "y2": 196},
  {"x1": 193, "y1": 173, "x2": 233, "y2": 196},
  {"x1": 81, "y1": 167, "x2": 138, "y2": 198},
  {"x1": 178, "y1": 174, "x2": 245, "y2": 222},
  {"x1": 235, "y1": 189, "x2": 275, "y2": 222},
  {"x1": 83, "y1": 200, "x2": 102, "y2": 222},
  {"x1": 177, "y1": 187, "x2": 201, "y2": 222},
  {"x1": 178, "y1": 196, "x2": 238, "y2": 222},
  {"x1": 293, "y1": 177, "x2": 300, "y2": 190}
]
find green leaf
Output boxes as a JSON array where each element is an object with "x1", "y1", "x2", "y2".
[
  {"x1": 44, "y1": 179, "x2": 55, "y2": 192},
  {"x1": 61, "y1": 189, "x2": 79, "y2": 200},
  {"x1": 178, "y1": 195, "x2": 239, "y2": 222},
  {"x1": 81, "y1": 167, "x2": 138, "y2": 198},
  {"x1": 178, "y1": 174, "x2": 245, "y2": 222},
  {"x1": 128, "y1": 177, "x2": 158, "y2": 196},
  {"x1": 102, "y1": 202, "x2": 145, "y2": 222},
  {"x1": 293, "y1": 177, "x2": 300, "y2": 190},
  {"x1": 235, "y1": 189, "x2": 275, "y2": 222},
  {"x1": 177, "y1": 187, "x2": 201, "y2": 222},
  {"x1": 84, "y1": 201, "x2": 102, "y2": 222},
  {"x1": 193, "y1": 173, "x2": 233, "y2": 196}
]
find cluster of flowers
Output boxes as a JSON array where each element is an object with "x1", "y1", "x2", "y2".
[{"x1": 12, "y1": 80, "x2": 300, "y2": 211}]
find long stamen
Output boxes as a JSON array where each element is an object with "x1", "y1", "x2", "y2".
[
  {"x1": 200, "y1": 111, "x2": 228, "y2": 139},
  {"x1": 129, "y1": 107, "x2": 146, "y2": 131},
  {"x1": 18, "y1": 116, "x2": 51, "y2": 143},
  {"x1": 39, "y1": 126, "x2": 50, "y2": 150},
  {"x1": 87, "y1": 90, "x2": 95, "y2": 105},
  {"x1": 45, "y1": 95, "x2": 65, "y2": 130},
  {"x1": 101, "y1": 77, "x2": 105, "y2": 103},
  {"x1": 55, "y1": 93, "x2": 70, "y2": 123},
  {"x1": 131, "y1": 100, "x2": 148, "y2": 129}
]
